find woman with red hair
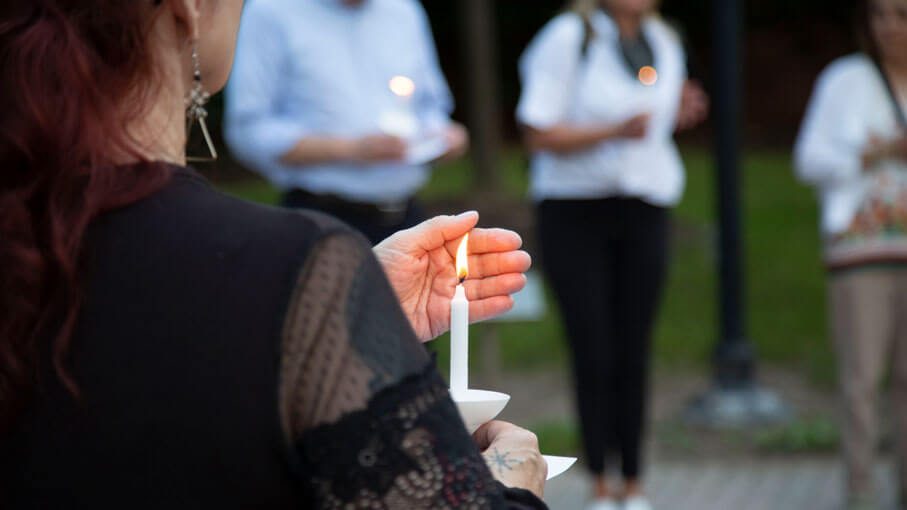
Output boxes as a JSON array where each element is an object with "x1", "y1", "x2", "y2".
[{"x1": 0, "y1": 1, "x2": 546, "y2": 507}]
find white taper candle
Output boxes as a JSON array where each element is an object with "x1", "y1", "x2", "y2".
[{"x1": 450, "y1": 283, "x2": 469, "y2": 395}]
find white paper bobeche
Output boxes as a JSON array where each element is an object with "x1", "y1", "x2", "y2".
[{"x1": 450, "y1": 389, "x2": 510, "y2": 435}]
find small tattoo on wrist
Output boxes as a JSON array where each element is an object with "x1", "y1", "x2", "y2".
[{"x1": 484, "y1": 447, "x2": 523, "y2": 476}]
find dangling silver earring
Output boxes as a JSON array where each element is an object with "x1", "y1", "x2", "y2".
[{"x1": 185, "y1": 43, "x2": 218, "y2": 162}]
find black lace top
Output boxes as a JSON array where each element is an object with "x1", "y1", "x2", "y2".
[
  {"x1": 280, "y1": 233, "x2": 546, "y2": 509},
  {"x1": 0, "y1": 167, "x2": 548, "y2": 509}
]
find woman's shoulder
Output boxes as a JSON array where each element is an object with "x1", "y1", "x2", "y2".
[
  {"x1": 815, "y1": 54, "x2": 877, "y2": 91},
  {"x1": 645, "y1": 15, "x2": 682, "y2": 43},
  {"x1": 167, "y1": 167, "x2": 355, "y2": 247},
  {"x1": 520, "y1": 12, "x2": 584, "y2": 71},
  {"x1": 89, "y1": 166, "x2": 364, "y2": 279},
  {"x1": 531, "y1": 13, "x2": 585, "y2": 50},
  {"x1": 377, "y1": 0, "x2": 430, "y2": 20}
]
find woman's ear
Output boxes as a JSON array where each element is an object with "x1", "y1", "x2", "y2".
[{"x1": 167, "y1": 0, "x2": 203, "y2": 42}]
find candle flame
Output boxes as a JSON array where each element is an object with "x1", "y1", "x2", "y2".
[
  {"x1": 456, "y1": 233, "x2": 469, "y2": 283},
  {"x1": 389, "y1": 75, "x2": 415, "y2": 97},
  {"x1": 638, "y1": 66, "x2": 658, "y2": 86}
]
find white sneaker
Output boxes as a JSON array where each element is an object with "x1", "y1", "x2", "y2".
[
  {"x1": 585, "y1": 498, "x2": 620, "y2": 510},
  {"x1": 622, "y1": 495, "x2": 653, "y2": 510}
]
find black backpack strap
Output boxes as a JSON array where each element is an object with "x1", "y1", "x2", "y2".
[
  {"x1": 580, "y1": 12, "x2": 594, "y2": 58},
  {"x1": 873, "y1": 57, "x2": 907, "y2": 128}
]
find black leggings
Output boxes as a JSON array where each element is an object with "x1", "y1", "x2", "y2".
[{"x1": 537, "y1": 197, "x2": 669, "y2": 478}]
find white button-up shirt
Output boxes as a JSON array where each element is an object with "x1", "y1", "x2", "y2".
[
  {"x1": 795, "y1": 54, "x2": 907, "y2": 236},
  {"x1": 224, "y1": 0, "x2": 454, "y2": 203},
  {"x1": 517, "y1": 11, "x2": 687, "y2": 205}
]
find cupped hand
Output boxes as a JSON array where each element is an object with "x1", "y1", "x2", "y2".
[{"x1": 373, "y1": 211, "x2": 532, "y2": 342}]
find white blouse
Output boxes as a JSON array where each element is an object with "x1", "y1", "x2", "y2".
[
  {"x1": 794, "y1": 54, "x2": 907, "y2": 236},
  {"x1": 517, "y1": 11, "x2": 687, "y2": 205}
]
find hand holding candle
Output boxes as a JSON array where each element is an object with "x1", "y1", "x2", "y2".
[{"x1": 382, "y1": 215, "x2": 577, "y2": 483}]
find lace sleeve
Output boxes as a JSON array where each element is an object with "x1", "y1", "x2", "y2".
[{"x1": 278, "y1": 233, "x2": 547, "y2": 509}]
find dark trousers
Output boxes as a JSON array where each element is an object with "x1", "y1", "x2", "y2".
[
  {"x1": 282, "y1": 190, "x2": 425, "y2": 245},
  {"x1": 537, "y1": 197, "x2": 669, "y2": 478}
]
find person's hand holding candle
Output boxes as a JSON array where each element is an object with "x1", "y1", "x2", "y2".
[{"x1": 373, "y1": 211, "x2": 531, "y2": 342}]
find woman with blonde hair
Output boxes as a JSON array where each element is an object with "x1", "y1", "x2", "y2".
[{"x1": 517, "y1": 1, "x2": 708, "y2": 509}]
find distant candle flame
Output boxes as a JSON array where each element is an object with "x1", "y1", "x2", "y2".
[
  {"x1": 638, "y1": 66, "x2": 658, "y2": 86},
  {"x1": 456, "y1": 233, "x2": 469, "y2": 283},
  {"x1": 389, "y1": 75, "x2": 415, "y2": 97}
]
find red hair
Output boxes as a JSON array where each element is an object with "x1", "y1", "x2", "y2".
[{"x1": 0, "y1": 1, "x2": 173, "y2": 432}]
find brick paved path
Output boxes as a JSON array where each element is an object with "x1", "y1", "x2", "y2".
[{"x1": 544, "y1": 459, "x2": 898, "y2": 510}]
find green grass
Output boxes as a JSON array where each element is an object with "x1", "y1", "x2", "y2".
[
  {"x1": 755, "y1": 417, "x2": 839, "y2": 454},
  {"x1": 742, "y1": 153, "x2": 832, "y2": 383},
  {"x1": 212, "y1": 146, "x2": 833, "y2": 384},
  {"x1": 516, "y1": 416, "x2": 841, "y2": 458},
  {"x1": 531, "y1": 420, "x2": 582, "y2": 457},
  {"x1": 216, "y1": 177, "x2": 281, "y2": 205}
]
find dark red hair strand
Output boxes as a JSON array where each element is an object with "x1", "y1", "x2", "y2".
[{"x1": 0, "y1": 1, "x2": 173, "y2": 432}]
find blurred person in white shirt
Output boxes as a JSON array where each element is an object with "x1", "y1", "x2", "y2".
[
  {"x1": 795, "y1": 1, "x2": 907, "y2": 507},
  {"x1": 224, "y1": 0, "x2": 467, "y2": 244},
  {"x1": 516, "y1": 1, "x2": 707, "y2": 509}
]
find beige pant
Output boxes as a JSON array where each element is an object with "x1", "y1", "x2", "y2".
[{"x1": 830, "y1": 268, "x2": 907, "y2": 502}]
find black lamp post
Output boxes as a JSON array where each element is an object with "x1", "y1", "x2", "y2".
[
  {"x1": 713, "y1": 0, "x2": 752, "y2": 388},
  {"x1": 685, "y1": 0, "x2": 790, "y2": 426},
  {"x1": 458, "y1": 0, "x2": 502, "y2": 192}
]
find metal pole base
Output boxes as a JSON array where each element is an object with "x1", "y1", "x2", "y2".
[{"x1": 684, "y1": 383, "x2": 792, "y2": 428}]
